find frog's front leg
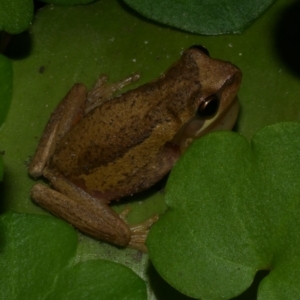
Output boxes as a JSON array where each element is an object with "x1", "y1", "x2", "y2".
[{"x1": 85, "y1": 73, "x2": 140, "y2": 113}]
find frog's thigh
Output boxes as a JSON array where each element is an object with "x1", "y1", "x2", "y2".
[
  {"x1": 31, "y1": 183, "x2": 132, "y2": 247},
  {"x1": 28, "y1": 83, "x2": 87, "y2": 178},
  {"x1": 85, "y1": 73, "x2": 140, "y2": 113}
]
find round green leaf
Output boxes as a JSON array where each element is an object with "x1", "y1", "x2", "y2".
[
  {"x1": 0, "y1": 0, "x2": 33, "y2": 34},
  {"x1": 123, "y1": 0, "x2": 276, "y2": 35},
  {"x1": 0, "y1": 212, "x2": 147, "y2": 300},
  {"x1": 0, "y1": 212, "x2": 78, "y2": 299},
  {"x1": 147, "y1": 122, "x2": 300, "y2": 299}
]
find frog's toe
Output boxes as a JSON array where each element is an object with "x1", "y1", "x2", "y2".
[{"x1": 128, "y1": 214, "x2": 159, "y2": 252}]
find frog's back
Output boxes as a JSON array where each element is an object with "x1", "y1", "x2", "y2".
[{"x1": 50, "y1": 51, "x2": 201, "y2": 201}]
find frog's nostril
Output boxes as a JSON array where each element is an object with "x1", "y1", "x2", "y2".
[
  {"x1": 189, "y1": 45, "x2": 210, "y2": 56},
  {"x1": 197, "y1": 95, "x2": 219, "y2": 118}
]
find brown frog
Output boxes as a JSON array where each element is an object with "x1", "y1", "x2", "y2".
[{"x1": 28, "y1": 46, "x2": 242, "y2": 251}]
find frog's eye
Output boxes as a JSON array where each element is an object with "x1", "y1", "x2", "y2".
[
  {"x1": 189, "y1": 45, "x2": 210, "y2": 56},
  {"x1": 197, "y1": 95, "x2": 219, "y2": 118}
]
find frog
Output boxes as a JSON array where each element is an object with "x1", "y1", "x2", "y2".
[{"x1": 28, "y1": 45, "x2": 242, "y2": 251}]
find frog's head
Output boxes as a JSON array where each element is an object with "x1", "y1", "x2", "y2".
[{"x1": 177, "y1": 45, "x2": 242, "y2": 151}]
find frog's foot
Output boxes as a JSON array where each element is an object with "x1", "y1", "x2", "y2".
[
  {"x1": 128, "y1": 215, "x2": 159, "y2": 252},
  {"x1": 85, "y1": 73, "x2": 140, "y2": 114},
  {"x1": 119, "y1": 207, "x2": 159, "y2": 252}
]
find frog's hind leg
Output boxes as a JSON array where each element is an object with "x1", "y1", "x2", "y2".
[
  {"x1": 31, "y1": 168, "x2": 132, "y2": 247},
  {"x1": 85, "y1": 73, "x2": 140, "y2": 114},
  {"x1": 28, "y1": 83, "x2": 87, "y2": 178},
  {"x1": 32, "y1": 167, "x2": 157, "y2": 250}
]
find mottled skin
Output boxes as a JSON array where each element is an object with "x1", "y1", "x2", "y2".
[
  {"x1": 52, "y1": 52, "x2": 201, "y2": 201},
  {"x1": 29, "y1": 46, "x2": 242, "y2": 250}
]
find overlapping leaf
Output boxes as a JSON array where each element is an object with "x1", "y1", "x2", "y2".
[
  {"x1": 0, "y1": 0, "x2": 33, "y2": 34},
  {"x1": 0, "y1": 0, "x2": 95, "y2": 34},
  {"x1": 147, "y1": 122, "x2": 300, "y2": 299},
  {"x1": 0, "y1": 212, "x2": 147, "y2": 300}
]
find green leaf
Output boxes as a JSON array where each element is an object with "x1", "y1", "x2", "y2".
[
  {"x1": 41, "y1": 0, "x2": 96, "y2": 5},
  {"x1": 47, "y1": 260, "x2": 147, "y2": 300},
  {"x1": 123, "y1": 0, "x2": 276, "y2": 35},
  {"x1": 0, "y1": 212, "x2": 147, "y2": 300},
  {"x1": 0, "y1": 54, "x2": 13, "y2": 126},
  {"x1": 147, "y1": 122, "x2": 300, "y2": 299},
  {"x1": 0, "y1": 0, "x2": 33, "y2": 34},
  {"x1": 0, "y1": 212, "x2": 78, "y2": 299},
  {"x1": 0, "y1": 0, "x2": 299, "y2": 299}
]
